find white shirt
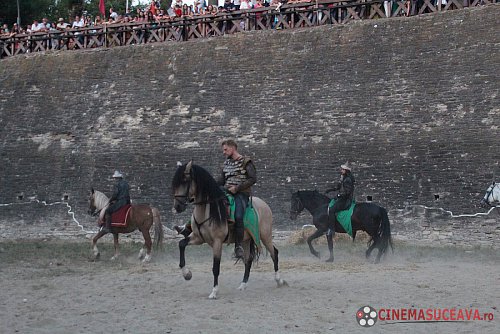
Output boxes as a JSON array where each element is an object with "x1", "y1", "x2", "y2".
[
  {"x1": 72, "y1": 19, "x2": 85, "y2": 28},
  {"x1": 240, "y1": 0, "x2": 251, "y2": 9}
]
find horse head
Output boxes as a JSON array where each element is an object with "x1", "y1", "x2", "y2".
[
  {"x1": 172, "y1": 161, "x2": 195, "y2": 213},
  {"x1": 290, "y1": 191, "x2": 305, "y2": 220},
  {"x1": 480, "y1": 182, "x2": 499, "y2": 207},
  {"x1": 88, "y1": 189, "x2": 109, "y2": 216}
]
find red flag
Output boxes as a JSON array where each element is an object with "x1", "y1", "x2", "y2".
[{"x1": 99, "y1": 0, "x2": 106, "y2": 17}]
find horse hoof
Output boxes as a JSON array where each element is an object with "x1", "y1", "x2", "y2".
[
  {"x1": 325, "y1": 257, "x2": 334, "y2": 263},
  {"x1": 184, "y1": 271, "x2": 192, "y2": 281},
  {"x1": 111, "y1": 256, "x2": 118, "y2": 261},
  {"x1": 278, "y1": 279, "x2": 289, "y2": 287},
  {"x1": 237, "y1": 282, "x2": 247, "y2": 291},
  {"x1": 142, "y1": 254, "x2": 152, "y2": 263},
  {"x1": 208, "y1": 286, "x2": 218, "y2": 299}
]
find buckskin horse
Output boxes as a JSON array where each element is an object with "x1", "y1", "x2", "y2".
[
  {"x1": 88, "y1": 188, "x2": 163, "y2": 262},
  {"x1": 172, "y1": 161, "x2": 286, "y2": 299},
  {"x1": 290, "y1": 190, "x2": 393, "y2": 263}
]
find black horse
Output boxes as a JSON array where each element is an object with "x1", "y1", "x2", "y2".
[{"x1": 290, "y1": 190, "x2": 393, "y2": 263}]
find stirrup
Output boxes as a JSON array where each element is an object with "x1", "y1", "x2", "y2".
[{"x1": 234, "y1": 245, "x2": 244, "y2": 259}]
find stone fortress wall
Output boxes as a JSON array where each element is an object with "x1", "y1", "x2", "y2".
[{"x1": 0, "y1": 5, "x2": 499, "y2": 247}]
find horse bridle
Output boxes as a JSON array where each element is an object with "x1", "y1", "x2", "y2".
[
  {"x1": 482, "y1": 183, "x2": 497, "y2": 207},
  {"x1": 174, "y1": 194, "x2": 191, "y2": 207}
]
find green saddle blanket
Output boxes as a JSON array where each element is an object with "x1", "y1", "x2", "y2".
[
  {"x1": 226, "y1": 194, "x2": 260, "y2": 247},
  {"x1": 328, "y1": 199, "x2": 355, "y2": 237}
]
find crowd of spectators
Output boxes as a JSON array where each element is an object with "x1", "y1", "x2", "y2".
[
  {"x1": 0, "y1": 0, "x2": 301, "y2": 37},
  {"x1": 0, "y1": 0, "x2": 486, "y2": 39}
]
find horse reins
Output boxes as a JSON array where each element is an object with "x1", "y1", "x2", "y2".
[
  {"x1": 175, "y1": 179, "x2": 229, "y2": 242},
  {"x1": 483, "y1": 183, "x2": 497, "y2": 207}
]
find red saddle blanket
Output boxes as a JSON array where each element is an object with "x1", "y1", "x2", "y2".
[{"x1": 99, "y1": 204, "x2": 132, "y2": 227}]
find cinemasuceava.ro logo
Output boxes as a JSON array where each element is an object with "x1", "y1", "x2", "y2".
[
  {"x1": 356, "y1": 306, "x2": 378, "y2": 327},
  {"x1": 356, "y1": 305, "x2": 495, "y2": 327}
]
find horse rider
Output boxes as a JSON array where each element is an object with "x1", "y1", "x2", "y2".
[
  {"x1": 326, "y1": 162, "x2": 355, "y2": 225},
  {"x1": 217, "y1": 139, "x2": 257, "y2": 259},
  {"x1": 102, "y1": 170, "x2": 131, "y2": 234}
]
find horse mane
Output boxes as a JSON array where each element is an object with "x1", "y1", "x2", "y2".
[
  {"x1": 172, "y1": 163, "x2": 228, "y2": 224},
  {"x1": 93, "y1": 190, "x2": 109, "y2": 210}
]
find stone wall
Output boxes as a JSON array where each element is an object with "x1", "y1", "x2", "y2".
[{"x1": 0, "y1": 6, "x2": 499, "y2": 246}]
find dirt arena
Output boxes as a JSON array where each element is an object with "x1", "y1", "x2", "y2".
[{"x1": 0, "y1": 233, "x2": 498, "y2": 334}]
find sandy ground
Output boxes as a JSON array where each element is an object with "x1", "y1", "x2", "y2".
[{"x1": 0, "y1": 235, "x2": 498, "y2": 334}]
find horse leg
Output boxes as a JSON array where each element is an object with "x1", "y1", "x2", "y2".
[
  {"x1": 325, "y1": 229, "x2": 334, "y2": 263},
  {"x1": 179, "y1": 233, "x2": 203, "y2": 282},
  {"x1": 140, "y1": 227, "x2": 153, "y2": 263},
  {"x1": 238, "y1": 241, "x2": 254, "y2": 291},
  {"x1": 111, "y1": 233, "x2": 120, "y2": 261},
  {"x1": 91, "y1": 231, "x2": 105, "y2": 260},
  {"x1": 375, "y1": 244, "x2": 383, "y2": 264},
  {"x1": 365, "y1": 236, "x2": 379, "y2": 262},
  {"x1": 307, "y1": 228, "x2": 325, "y2": 259},
  {"x1": 261, "y1": 235, "x2": 287, "y2": 287},
  {"x1": 209, "y1": 239, "x2": 223, "y2": 299}
]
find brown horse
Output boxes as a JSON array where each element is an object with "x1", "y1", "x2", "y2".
[
  {"x1": 88, "y1": 188, "x2": 163, "y2": 262},
  {"x1": 172, "y1": 161, "x2": 286, "y2": 299}
]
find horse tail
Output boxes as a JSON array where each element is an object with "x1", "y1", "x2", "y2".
[
  {"x1": 378, "y1": 208, "x2": 393, "y2": 255},
  {"x1": 152, "y1": 207, "x2": 164, "y2": 249}
]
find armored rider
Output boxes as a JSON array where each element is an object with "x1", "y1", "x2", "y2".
[
  {"x1": 102, "y1": 170, "x2": 131, "y2": 234},
  {"x1": 326, "y1": 162, "x2": 355, "y2": 223},
  {"x1": 218, "y1": 139, "x2": 257, "y2": 259}
]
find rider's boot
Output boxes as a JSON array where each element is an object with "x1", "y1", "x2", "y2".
[
  {"x1": 174, "y1": 224, "x2": 191, "y2": 238},
  {"x1": 102, "y1": 213, "x2": 112, "y2": 234},
  {"x1": 234, "y1": 220, "x2": 244, "y2": 259}
]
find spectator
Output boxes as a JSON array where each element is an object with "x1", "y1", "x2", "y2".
[
  {"x1": 94, "y1": 16, "x2": 103, "y2": 26},
  {"x1": 40, "y1": 18, "x2": 51, "y2": 32},
  {"x1": 11, "y1": 23, "x2": 22, "y2": 35},
  {"x1": 223, "y1": 0, "x2": 235, "y2": 11},
  {"x1": 56, "y1": 18, "x2": 69, "y2": 31},
  {"x1": 174, "y1": 5, "x2": 183, "y2": 17},
  {"x1": 1, "y1": 23, "x2": 9, "y2": 36},
  {"x1": 31, "y1": 19, "x2": 44, "y2": 32},
  {"x1": 234, "y1": 0, "x2": 241, "y2": 10},
  {"x1": 240, "y1": 0, "x2": 252, "y2": 9},
  {"x1": 109, "y1": 7, "x2": 119, "y2": 21},
  {"x1": 72, "y1": 15, "x2": 85, "y2": 47},
  {"x1": 72, "y1": 16, "x2": 85, "y2": 29},
  {"x1": 206, "y1": 4, "x2": 215, "y2": 14},
  {"x1": 167, "y1": 6, "x2": 177, "y2": 17}
]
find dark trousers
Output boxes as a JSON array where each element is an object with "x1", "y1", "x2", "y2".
[
  {"x1": 234, "y1": 193, "x2": 249, "y2": 224},
  {"x1": 331, "y1": 197, "x2": 350, "y2": 217},
  {"x1": 233, "y1": 193, "x2": 249, "y2": 246}
]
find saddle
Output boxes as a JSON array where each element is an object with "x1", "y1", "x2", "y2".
[
  {"x1": 184, "y1": 194, "x2": 261, "y2": 247},
  {"x1": 328, "y1": 199, "x2": 355, "y2": 237},
  {"x1": 99, "y1": 204, "x2": 132, "y2": 227}
]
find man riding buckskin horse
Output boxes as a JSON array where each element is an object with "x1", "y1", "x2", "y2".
[
  {"x1": 326, "y1": 162, "x2": 355, "y2": 222},
  {"x1": 174, "y1": 139, "x2": 257, "y2": 260},
  {"x1": 102, "y1": 170, "x2": 131, "y2": 234},
  {"x1": 217, "y1": 139, "x2": 257, "y2": 259}
]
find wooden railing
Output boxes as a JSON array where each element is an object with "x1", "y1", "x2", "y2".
[{"x1": 0, "y1": 0, "x2": 494, "y2": 59}]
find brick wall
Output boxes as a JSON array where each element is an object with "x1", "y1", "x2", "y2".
[{"x1": 0, "y1": 6, "x2": 499, "y2": 246}]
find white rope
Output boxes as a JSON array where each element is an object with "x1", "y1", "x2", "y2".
[
  {"x1": 0, "y1": 198, "x2": 96, "y2": 234},
  {"x1": 408, "y1": 204, "x2": 499, "y2": 218}
]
